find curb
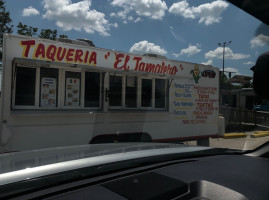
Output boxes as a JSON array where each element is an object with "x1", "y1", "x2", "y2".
[
  {"x1": 223, "y1": 133, "x2": 247, "y2": 139},
  {"x1": 251, "y1": 131, "x2": 269, "y2": 138}
]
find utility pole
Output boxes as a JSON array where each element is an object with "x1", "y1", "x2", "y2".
[
  {"x1": 218, "y1": 41, "x2": 232, "y2": 106},
  {"x1": 218, "y1": 41, "x2": 232, "y2": 80}
]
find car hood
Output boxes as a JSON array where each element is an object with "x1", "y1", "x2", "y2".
[{"x1": 0, "y1": 143, "x2": 210, "y2": 174}]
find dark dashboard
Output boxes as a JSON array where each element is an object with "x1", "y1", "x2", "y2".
[{"x1": 11, "y1": 154, "x2": 268, "y2": 200}]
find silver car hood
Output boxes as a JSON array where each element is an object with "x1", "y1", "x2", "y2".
[{"x1": 0, "y1": 143, "x2": 210, "y2": 186}]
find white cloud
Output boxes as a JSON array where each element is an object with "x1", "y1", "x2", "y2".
[
  {"x1": 243, "y1": 61, "x2": 255, "y2": 65},
  {"x1": 110, "y1": 12, "x2": 116, "y2": 17},
  {"x1": 222, "y1": 67, "x2": 240, "y2": 75},
  {"x1": 224, "y1": 67, "x2": 239, "y2": 73},
  {"x1": 201, "y1": 59, "x2": 213, "y2": 65},
  {"x1": 173, "y1": 44, "x2": 201, "y2": 57},
  {"x1": 110, "y1": 11, "x2": 127, "y2": 20},
  {"x1": 250, "y1": 34, "x2": 269, "y2": 48},
  {"x1": 111, "y1": 0, "x2": 168, "y2": 21},
  {"x1": 111, "y1": 23, "x2": 118, "y2": 28},
  {"x1": 134, "y1": 17, "x2": 142, "y2": 23},
  {"x1": 205, "y1": 47, "x2": 250, "y2": 60},
  {"x1": 43, "y1": 0, "x2": 114, "y2": 36},
  {"x1": 130, "y1": 40, "x2": 167, "y2": 55},
  {"x1": 22, "y1": 6, "x2": 40, "y2": 17},
  {"x1": 169, "y1": 0, "x2": 228, "y2": 25},
  {"x1": 169, "y1": 1, "x2": 195, "y2": 19}
]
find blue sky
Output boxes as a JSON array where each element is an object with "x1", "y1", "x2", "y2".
[{"x1": 5, "y1": 0, "x2": 269, "y2": 76}]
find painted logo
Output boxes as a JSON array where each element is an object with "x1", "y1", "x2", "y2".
[
  {"x1": 190, "y1": 64, "x2": 201, "y2": 83},
  {"x1": 201, "y1": 70, "x2": 216, "y2": 78}
]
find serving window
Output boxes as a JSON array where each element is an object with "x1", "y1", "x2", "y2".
[
  {"x1": 13, "y1": 61, "x2": 168, "y2": 111},
  {"x1": 108, "y1": 74, "x2": 168, "y2": 110},
  {"x1": 84, "y1": 72, "x2": 101, "y2": 108},
  {"x1": 109, "y1": 74, "x2": 123, "y2": 107},
  {"x1": 40, "y1": 67, "x2": 59, "y2": 108},
  {"x1": 155, "y1": 79, "x2": 167, "y2": 109},
  {"x1": 125, "y1": 76, "x2": 138, "y2": 108},
  {"x1": 141, "y1": 78, "x2": 152, "y2": 108},
  {"x1": 15, "y1": 66, "x2": 36, "y2": 107},
  {"x1": 65, "y1": 71, "x2": 81, "y2": 107},
  {"x1": 13, "y1": 64, "x2": 102, "y2": 110}
]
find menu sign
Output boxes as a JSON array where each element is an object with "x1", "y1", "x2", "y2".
[
  {"x1": 40, "y1": 77, "x2": 57, "y2": 107},
  {"x1": 65, "y1": 78, "x2": 80, "y2": 106}
]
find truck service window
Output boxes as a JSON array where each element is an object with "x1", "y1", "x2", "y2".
[
  {"x1": 109, "y1": 74, "x2": 122, "y2": 107},
  {"x1": 15, "y1": 67, "x2": 36, "y2": 106},
  {"x1": 125, "y1": 76, "x2": 137, "y2": 108},
  {"x1": 155, "y1": 79, "x2": 166, "y2": 108},
  {"x1": 141, "y1": 79, "x2": 152, "y2": 107},
  {"x1": 40, "y1": 67, "x2": 58, "y2": 108},
  {"x1": 65, "y1": 71, "x2": 81, "y2": 107},
  {"x1": 84, "y1": 72, "x2": 100, "y2": 107}
]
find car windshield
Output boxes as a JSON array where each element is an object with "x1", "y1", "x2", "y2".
[{"x1": 0, "y1": 0, "x2": 269, "y2": 172}]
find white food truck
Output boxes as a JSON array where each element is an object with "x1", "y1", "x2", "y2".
[{"x1": 0, "y1": 34, "x2": 219, "y2": 152}]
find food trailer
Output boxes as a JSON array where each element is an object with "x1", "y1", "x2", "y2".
[{"x1": 0, "y1": 34, "x2": 219, "y2": 152}]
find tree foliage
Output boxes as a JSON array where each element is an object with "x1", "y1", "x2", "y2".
[
  {"x1": 0, "y1": 0, "x2": 13, "y2": 60},
  {"x1": 17, "y1": 22, "x2": 38, "y2": 36},
  {"x1": 242, "y1": 81, "x2": 253, "y2": 88},
  {"x1": 17, "y1": 24, "x2": 68, "y2": 40},
  {"x1": 0, "y1": 0, "x2": 13, "y2": 44},
  {"x1": 39, "y1": 29, "x2": 57, "y2": 40},
  {"x1": 59, "y1": 34, "x2": 68, "y2": 38}
]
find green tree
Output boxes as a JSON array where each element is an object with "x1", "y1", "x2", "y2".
[
  {"x1": 17, "y1": 22, "x2": 38, "y2": 36},
  {"x1": 242, "y1": 81, "x2": 253, "y2": 88},
  {"x1": 0, "y1": 0, "x2": 13, "y2": 60},
  {"x1": 220, "y1": 72, "x2": 231, "y2": 89},
  {"x1": 39, "y1": 29, "x2": 57, "y2": 40},
  {"x1": 59, "y1": 34, "x2": 68, "y2": 38}
]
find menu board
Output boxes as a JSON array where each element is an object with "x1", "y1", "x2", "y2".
[
  {"x1": 40, "y1": 77, "x2": 57, "y2": 107},
  {"x1": 126, "y1": 76, "x2": 136, "y2": 87},
  {"x1": 65, "y1": 78, "x2": 80, "y2": 106}
]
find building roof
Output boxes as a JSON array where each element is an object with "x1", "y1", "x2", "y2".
[{"x1": 227, "y1": 75, "x2": 252, "y2": 84}]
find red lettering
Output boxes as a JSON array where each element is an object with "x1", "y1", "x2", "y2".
[
  {"x1": 114, "y1": 53, "x2": 124, "y2": 69},
  {"x1": 172, "y1": 66, "x2": 178, "y2": 75},
  {"x1": 196, "y1": 102, "x2": 214, "y2": 111},
  {"x1": 114, "y1": 53, "x2": 130, "y2": 70},
  {"x1": 74, "y1": 49, "x2": 83, "y2": 63},
  {"x1": 169, "y1": 66, "x2": 173, "y2": 74},
  {"x1": 46, "y1": 45, "x2": 56, "y2": 61},
  {"x1": 56, "y1": 47, "x2": 66, "y2": 61},
  {"x1": 139, "y1": 62, "x2": 145, "y2": 71},
  {"x1": 145, "y1": 63, "x2": 155, "y2": 72},
  {"x1": 163, "y1": 66, "x2": 167, "y2": 73},
  {"x1": 160, "y1": 62, "x2": 166, "y2": 73},
  {"x1": 122, "y1": 55, "x2": 130, "y2": 70},
  {"x1": 84, "y1": 51, "x2": 89, "y2": 63},
  {"x1": 155, "y1": 64, "x2": 161, "y2": 73},
  {"x1": 133, "y1": 57, "x2": 142, "y2": 70},
  {"x1": 183, "y1": 120, "x2": 189, "y2": 124},
  {"x1": 34, "y1": 43, "x2": 45, "y2": 59},
  {"x1": 89, "y1": 51, "x2": 97, "y2": 65},
  {"x1": 66, "y1": 49, "x2": 74, "y2": 62},
  {"x1": 21, "y1": 40, "x2": 35, "y2": 58}
]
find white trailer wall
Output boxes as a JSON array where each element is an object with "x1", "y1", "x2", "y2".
[{"x1": 0, "y1": 34, "x2": 219, "y2": 152}]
